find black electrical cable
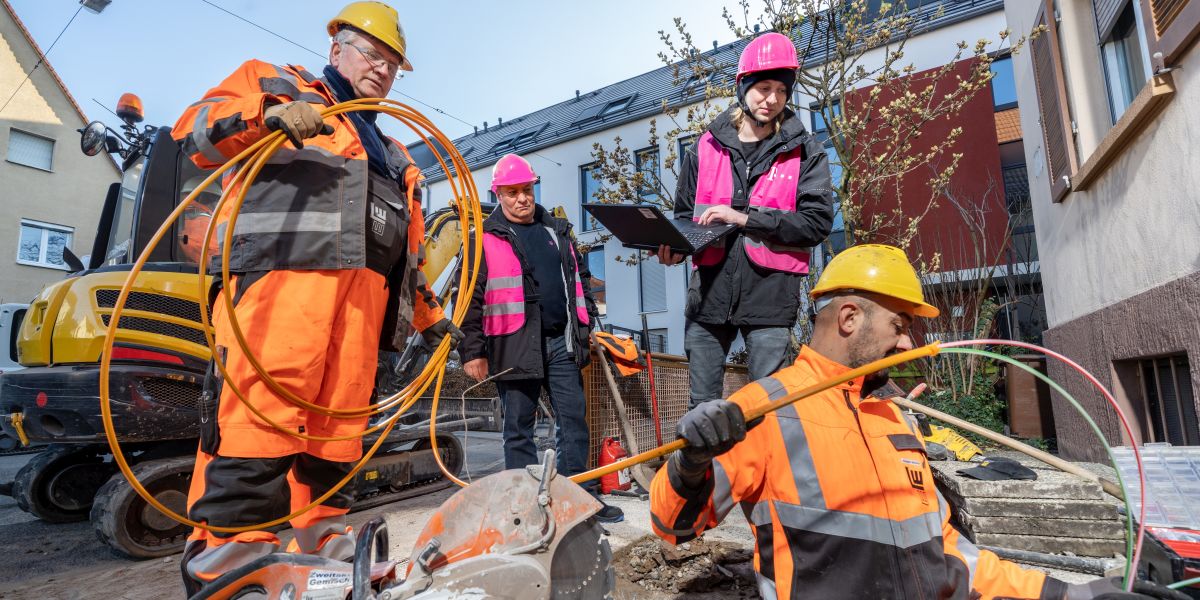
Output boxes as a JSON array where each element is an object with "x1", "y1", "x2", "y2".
[{"x1": 0, "y1": 4, "x2": 84, "y2": 116}]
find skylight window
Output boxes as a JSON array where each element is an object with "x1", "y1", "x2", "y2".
[{"x1": 571, "y1": 94, "x2": 638, "y2": 126}]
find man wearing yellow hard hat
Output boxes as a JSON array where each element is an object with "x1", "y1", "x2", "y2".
[
  {"x1": 173, "y1": 2, "x2": 460, "y2": 593},
  {"x1": 651, "y1": 244, "x2": 1079, "y2": 598}
]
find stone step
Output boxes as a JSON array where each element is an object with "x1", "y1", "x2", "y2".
[
  {"x1": 931, "y1": 461, "x2": 1105, "y2": 500},
  {"x1": 971, "y1": 533, "x2": 1126, "y2": 557},
  {"x1": 942, "y1": 488, "x2": 1120, "y2": 520},
  {"x1": 959, "y1": 512, "x2": 1126, "y2": 540}
]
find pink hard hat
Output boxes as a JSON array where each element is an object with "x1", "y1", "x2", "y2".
[
  {"x1": 737, "y1": 32, "x2": 799, "y2": 80},
  {"x1": 490, "y1": 153, "x2": 539, "y2": 193}
]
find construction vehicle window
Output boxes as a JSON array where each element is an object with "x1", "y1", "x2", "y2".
[{"x1": 105, "y1": 156, "x2": 145, "y2": 265}]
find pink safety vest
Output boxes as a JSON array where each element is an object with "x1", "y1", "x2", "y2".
[
  {"x1": 482, "y1": 230, "x2": 591, "y2": 336},
  {"x1": 691, "y1": 131, "x2": 811, "y2": 274}
]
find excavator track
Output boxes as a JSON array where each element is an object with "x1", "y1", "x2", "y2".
[{"x1": 348, "y1": 433, "x2": 465, "y2": 512}]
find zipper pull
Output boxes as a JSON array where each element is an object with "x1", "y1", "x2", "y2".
[{"x1": 843, "y1": 390, "x2": 857, "y2": 414}]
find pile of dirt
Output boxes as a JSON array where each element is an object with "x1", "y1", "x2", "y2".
[{"x1": 613, "y1": 535, "x2": 757, "y2": 596}]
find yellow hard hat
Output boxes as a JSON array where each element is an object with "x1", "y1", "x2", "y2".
[
  {"x1": 328, "y1": 2, "x2": 413, "y2": 72},
  {"x1": 810, "y1": 244, "x2": 940, "y2": 318}
]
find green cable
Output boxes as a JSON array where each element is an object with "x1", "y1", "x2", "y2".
[
  {"x1": 1168, "y1": 576, "x2": 1200, "y2": 590},
  {"x1": 938, "y1": 347, "x2": 1136, "y2": 585}
]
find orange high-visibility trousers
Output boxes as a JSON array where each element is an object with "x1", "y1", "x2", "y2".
[
  {"x1": 183, "y1": 267, "x2": 387, "y2": 562},
  {"x1": 210, "y1": 267, "x2": 388, "y2": 462}
]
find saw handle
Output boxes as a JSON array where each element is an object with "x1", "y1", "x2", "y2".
[{"x1": 353, "y1": 516, "x2": 389, "y2": 600}]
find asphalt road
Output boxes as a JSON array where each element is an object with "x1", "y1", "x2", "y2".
[{"x1": 0, "y1": 431, "x2": 508, "y2": 598}]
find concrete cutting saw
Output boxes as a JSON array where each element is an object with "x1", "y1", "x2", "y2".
[{"x1": 191, "y1": 450, "x2": 615, "y2": 600}]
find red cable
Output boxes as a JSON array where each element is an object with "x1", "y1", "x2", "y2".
[{"x1": 943, "y1": 338, "x2": 1147, "y2": 591}]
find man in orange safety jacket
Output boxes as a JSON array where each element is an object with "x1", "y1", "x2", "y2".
[
  {"x1": 171, "y1": 3, "x2": 461, "y2": 594},
  {"x1": 651, "y1": 244, "x2": 1187, "y2": 600}
]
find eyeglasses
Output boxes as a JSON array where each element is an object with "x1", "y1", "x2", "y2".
[{"x1": 342, "y1": 42, "x2": 402, "y2": 78}]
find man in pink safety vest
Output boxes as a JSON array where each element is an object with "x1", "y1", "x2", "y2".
[
  {"x1": 459, "y1": 153, "x2": 624, "y2": 523},
  {"x1": 658, "y1": 32, "x2": 834, "y2": 407}
]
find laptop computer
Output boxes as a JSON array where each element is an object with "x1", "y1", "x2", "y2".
[{"x1": 582, "y1": 203, "x2": 736, "y2": 255}]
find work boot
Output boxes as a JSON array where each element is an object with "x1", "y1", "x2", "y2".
[{"x1": 594, "y1": 499, "x2": 625, "y2": 524}]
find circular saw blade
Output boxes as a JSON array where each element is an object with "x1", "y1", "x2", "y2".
[{"x1": 550, "y1": 518, "x2": 614, "y2": 599}]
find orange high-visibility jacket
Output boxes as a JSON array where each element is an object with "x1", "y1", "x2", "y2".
[
  {"x1": 651, "y1": 346, "x2": 1065, "y2": 600},
  {"x1": 171, "y1": 60, "x2": 443, "y2": 345}
]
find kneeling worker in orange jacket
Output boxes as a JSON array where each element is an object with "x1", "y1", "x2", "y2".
[
  {"x1": 170, "y1": 2, "x2": 461, "y2": 594},
  {"x1": 651, "y1": 244, "x2": 1186, "y2": 600}
]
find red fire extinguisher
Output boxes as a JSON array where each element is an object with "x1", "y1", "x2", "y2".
[{"x1": 599, "y1": 436, "x2": 632, "y2": 494}]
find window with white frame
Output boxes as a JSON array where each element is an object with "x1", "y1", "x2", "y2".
[
  {"x1": 635, "y1": 146, "x2": 660, "y2": 201},
  {"x1": 579, "y1": 162, "x2": 604, "y2": 231},
  {"x1": 639, "y1": 255, "x2": 667, "y2": 312},
  {"x1": 17, "y1": 219, "x2": 73, "y2": 269},
  {"x1": 7, "y1": 129, "x2": 55, "y2": 171},
  {"x1": 1099, "y1": 2, "x2": 1150, "y2": 123}
]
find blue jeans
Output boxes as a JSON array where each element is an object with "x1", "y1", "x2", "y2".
[
  {"x1": 685, "y1": 321, "x2": 792, "y2": 408},
  {"x1": 497, "y1": 334, "x2": 590, "y2": 482}
]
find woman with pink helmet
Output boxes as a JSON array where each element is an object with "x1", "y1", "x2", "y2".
[{"x1": 657, "y1": 32, "x2": 835, "y2": 407}]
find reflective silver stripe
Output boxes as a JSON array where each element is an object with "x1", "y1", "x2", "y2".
[
  {"x1": 759, "y1": 376, "x2": 827, "y2": 509},
  {"x1": 292, "y1": 516, "x2": 351, "y2": 556},
  {"x1": 748, "y1": 499, "x2": 773, "y2": 526},
  {"x1": 772, "y1": 500, "x2": 941, "y2": 549},
  {"x1": 235, "y1": 211, "x2": 341, "y2": 235},
  {"x1": 575, "y1": 296, "x2": 587, "y2": 307},
  {"x1": 484, "y1": 276, "x2": 522, "y2": 290},
  {"x1": 189, "y1": 96, "x2": 229, "y2": 108},
  {"x1": 191, "y1": 104, "x2": 228, "y2": 165},
  {"x1": 712, "y1": 459, "x2": 734, "y2": 521},
  {"x1": 941, "y1": 490, "x2": 978, "y2": 589},
  {"x1": 693, "y1": 202, "x2": 722, "y2": 214},
  {"x1": 186, "y1": 540, "x2": 278, "y2": 581},
  {"x1": 756, "y1": 574, "x2": 779, "y2": 600},
  {"x1": 482, "y1": 302, "x2": 524, "y2": 316},
  {"x1": 651, "y1": 511, "x2": 701, "y2": 537},
  {"x1": 264, "y1": 144, "x2": 343, "y2": 166}
]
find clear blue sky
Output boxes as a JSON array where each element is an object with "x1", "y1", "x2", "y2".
[{"x1": 8, "y1": 0, "x2": 738, "y2": 144}]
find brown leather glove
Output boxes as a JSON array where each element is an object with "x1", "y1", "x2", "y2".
[{"x1": 264, "y1": 101, "x2": 332, "y2": 148}]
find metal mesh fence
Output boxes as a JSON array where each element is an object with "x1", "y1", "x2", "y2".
[{"x1": 584, "y1": 351, "x2": 749, "y2": 468}]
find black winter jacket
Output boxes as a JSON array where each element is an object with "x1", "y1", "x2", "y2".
[
  {"x1": 458, "y1": 206, "x2": 597, "y2": 381},
  {"x1": 674, "y1": 107, "x2": 834, "y2": 326}
]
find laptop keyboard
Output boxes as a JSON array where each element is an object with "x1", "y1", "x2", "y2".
[{"x1": 682, "y1": 229, "x2": 719, "y2": 248}]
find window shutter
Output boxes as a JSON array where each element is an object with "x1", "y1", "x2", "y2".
[
  {"x1": 1030, "y1": 2, "x2": 1078, "y2": 202},
  {"x1": 7, "y1": 129, "x2": 54, "y2": 171},
  {"x1": 1094, "y1": 0, "x2": 1128, "y2": 40},
  {"x1": 639, "y1": 257, "x2": 667, "y2": 312},
  {"x1": 1139, "y1": 0, "x2": 1200, "y2": 67}
]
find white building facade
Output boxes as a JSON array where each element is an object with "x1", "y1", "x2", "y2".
[{"x1": 411, "y1": 1, "x2": 1010, "y2": 355}]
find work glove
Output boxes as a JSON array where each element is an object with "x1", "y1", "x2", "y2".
[
  {"x1": 1064, "y1": 577, "x2": 1190, "y2": 599},
  {"x1": 671, "y1": 400, "x2": 747, "y2": 487},
  {"x1": 264, "y1": 101, "x2": 334, "y2": 149},
  {"x1": 422, "y1": 318, "x2": 464, "y2": 349}
]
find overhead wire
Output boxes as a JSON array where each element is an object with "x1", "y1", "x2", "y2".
[
  {"x1": 0, "y1": 4, "x2": 84, "y2": 116},
  {"x1": 196, "y1": 0, "x2": 563, "y2": 167}
]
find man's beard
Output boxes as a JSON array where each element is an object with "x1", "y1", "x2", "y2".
[{"x1": 849, "y1": 338, "x2": 893, "y2": 397}]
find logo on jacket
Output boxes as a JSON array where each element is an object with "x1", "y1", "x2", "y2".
[
  {"x1": 371, "y1": 204, "x2": 387, "y2": 237},
  {"x1": 906, "y1": 466, "x2": 926, "y2": 491}
]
